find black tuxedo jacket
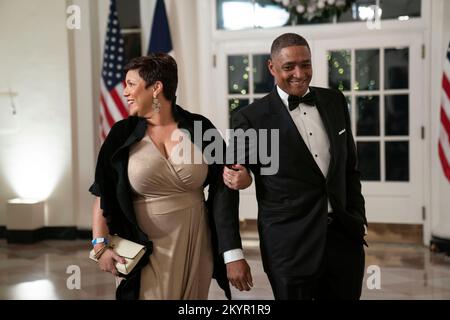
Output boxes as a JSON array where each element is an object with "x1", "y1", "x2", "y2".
[{"x1": 231, "y1": 87, "x2": 367, "y2": 277}]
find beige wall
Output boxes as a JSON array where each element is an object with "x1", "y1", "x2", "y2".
[
  {"x1": 0, "y1": 0, "x2": 74, "y2": 226},
  {"x1": 69, "y1": 0, "x2": 99, "y2": 229}
]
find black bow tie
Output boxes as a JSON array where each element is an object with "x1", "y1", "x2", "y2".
[{"x1": 288, "y1": 91, "x2": 316, "y2": 111}]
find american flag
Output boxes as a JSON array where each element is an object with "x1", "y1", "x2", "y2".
[
  {"x1": 99, "y1": 0, "x2": 128, "y2": 141},
  {"x1": 439, "y1": 41, "x2": 450, "y2": 182}
]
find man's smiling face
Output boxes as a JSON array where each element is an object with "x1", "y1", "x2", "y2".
[{"x1": 268, "y1": 45, "x2": 313, "y2": 97}]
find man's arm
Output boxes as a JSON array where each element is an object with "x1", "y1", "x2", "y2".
[
  {"x1": 204, "y1": 116, "x2": 253, "y2": 291},
  {"x1": 213, "y1": 179, "x2": 253, "y2": 291},
  {"x1": 219, "y1": 110, "x2": 258, "y2": 291}
]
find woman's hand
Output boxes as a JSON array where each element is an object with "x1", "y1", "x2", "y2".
[
  {"x1": 96, "y1": 245, "x2": 126, "y2": 276},
  {"x1": 223, "y1": 164, "x2": 252, "y2": 190}
]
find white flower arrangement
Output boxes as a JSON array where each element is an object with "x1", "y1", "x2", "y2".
[{"x1": 273, "y1": 0, "x2": 354, "y2": 22}]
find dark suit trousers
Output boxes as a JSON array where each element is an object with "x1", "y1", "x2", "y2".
[{"x1": 267, "y1": 219, "x2": 365, "y2": 300}]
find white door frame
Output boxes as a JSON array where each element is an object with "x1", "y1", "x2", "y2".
[{"x1": 314, "y1": 33, "x2": 426, "y2": 226}]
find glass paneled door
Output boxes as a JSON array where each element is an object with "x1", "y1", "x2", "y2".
[
  {"x1": 214, "y1": 42, "x2": 275, "y2": 220},
  {"x1": 315, "y1": 34, "x2": 426, "y2": 229},
  {"x1": 227, "y1": 54, "x2": 273, "y2": 126}
]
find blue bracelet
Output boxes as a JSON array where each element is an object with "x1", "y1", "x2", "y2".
[{"x1": 92, "y1": 237, "x2": 108, "y2": 246}]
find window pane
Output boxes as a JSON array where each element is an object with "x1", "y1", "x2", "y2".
[
  {"x1": 229, "y1": 98, "x2": 249, "y2": 113},
  {"x1": 356, "y1": 96, "x2": 380, "y2": 136},
  {"x1": 338, "y1": 0, "x2": 377, "y2": 22},
  {"x1": 357, "y1": 142, "x2": 380, "y2": 181},
  {"x1": 228, "y1": 55, "x2": 249, "y2": 95},
  {"x1": 355, "y1": 49, "x2": 379, "y2": 91},
  {"x1": 253, "y1": 54, "x2": 274, "y2": 93},
  {"x1": 386, "y1": 141, "x2": 409, "y2": 181},
  {"x1": 328, "y1": 50, "x2": 351, "y2": 92},
  {"x1": 338, "y1": 0, "x2": 421, "y2": 23},
  {"x1": 123, "y1": 33, "x2": 142, "y2": 63},
  {"x1": 117, "y1": 0, "x2": 141, "y2": 29},
  {"x1": 217, "y1": 0, "x2": 289, "y2": 30},
  {"x1": 380, "y1": 0, "x2": 421, "y2": 20},
  {"x1": 345, "y1": 95, "x2": 352, "y2": 116},
  {"x1": 385, "y1": 48, "x2": 409, "y2": 89},
  {"x1": 385, "y1": 95, "x2": 409, "y2": 136},
  {"x1": 229, "y1": 98, "x2": 249, "y2": 127}
]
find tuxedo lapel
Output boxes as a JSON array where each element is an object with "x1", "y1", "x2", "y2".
[
  {"x1": 312, "y1": 87, "x2": 336, "y2": 180},
  {"x1": 267, "y1": 89, "x2": 323, "y2": 177}
]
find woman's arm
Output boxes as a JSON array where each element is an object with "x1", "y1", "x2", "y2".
[
  {"x1": 92, "y1": 197, "x2": 109, "y2": 242},
  {"x1": 92, "y1": 197, "x2": 125, "y2": 276}
]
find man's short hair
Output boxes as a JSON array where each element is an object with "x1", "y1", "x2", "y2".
[{"x1": 270, "y1": 33, "x2": 310, "y2": 59}]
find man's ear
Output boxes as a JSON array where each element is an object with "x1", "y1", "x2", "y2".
[{"x1": 268, "y1": 59, "x2": 276, "y2": 77}]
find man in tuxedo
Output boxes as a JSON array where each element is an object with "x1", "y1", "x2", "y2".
[{"x1": 224, "y1": 33, "x2": 368, "y2": 300}]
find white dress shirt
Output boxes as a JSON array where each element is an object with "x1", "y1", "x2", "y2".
[
  {"x1": 223, "y1": 248, "x2": 245, "y2": 264},
  {"x1": 277, "y1": 86, "x2": 333, "y2": 213}
]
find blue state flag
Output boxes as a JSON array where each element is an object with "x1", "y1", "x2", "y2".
[{"x1": 148, "y1": 0, "x2": 173, "y2": 54}]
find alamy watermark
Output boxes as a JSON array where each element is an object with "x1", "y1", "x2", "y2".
[
  {"x1": 66, "y1": 263, "x2": 381, "y2": 291},
  {"x1": 366, "y1": 265, "x2": 381, "y2": 290},
  {"x1": 168, "y1": 121, "x2": 280, "y2": 176},
  {"x1": 66, "y1": 5, "x2": 81, "y2": 30},
  {"x1": 66, "y1": 265, "x2": 81, "y2": 290}
]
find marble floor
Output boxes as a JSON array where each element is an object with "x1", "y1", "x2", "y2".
[{"x1": 1, "y1": 238, "x2": 450, "y2": 300}]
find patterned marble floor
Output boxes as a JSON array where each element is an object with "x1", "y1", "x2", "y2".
[{"x1": 1, "y1": 238, "x2": 450, "y2": 300}]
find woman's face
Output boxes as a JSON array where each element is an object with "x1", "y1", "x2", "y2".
[{"x1": 124, "y1": 69, "x2": 154, "y2": 117}]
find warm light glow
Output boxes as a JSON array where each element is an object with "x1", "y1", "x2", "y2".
[
  {"x1": 398, "y1": 15, "x2": 410, "y2": 21},
  {"x1": 7, "y1": 198, "x2": 41, "y2": 204},
  {"x1": 2, "y1": 138, "x2": 63, "y2": 200},
  {"x1": 11, "y1": 280, "x2": 57, "y2": 300},
  {"x1": 254, "y1": 3, "x2": 290, "y2": 28},
  {"x1": 222, "y1": 2, "x2": 289, "y2": 30}
]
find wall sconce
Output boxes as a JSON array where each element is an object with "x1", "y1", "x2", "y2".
[{"x1": 6, "y1": 199, "x2": 46, "y2": 243}]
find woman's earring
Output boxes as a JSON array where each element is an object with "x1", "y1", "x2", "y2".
[{"x1": 152, "y1": 96, "x2": 161, "y2": 113}]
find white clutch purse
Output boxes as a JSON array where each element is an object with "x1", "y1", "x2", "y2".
[{"x1": 89, "y1": 235, "x2": 147, "y2": 275}]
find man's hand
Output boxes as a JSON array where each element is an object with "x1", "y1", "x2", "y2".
[
  {"x1": 226, "y1": 259, "x2": 253, "y2": 291},
  {"x1": 223, "y1": 165, "x2": 252, "y2": 190}
]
